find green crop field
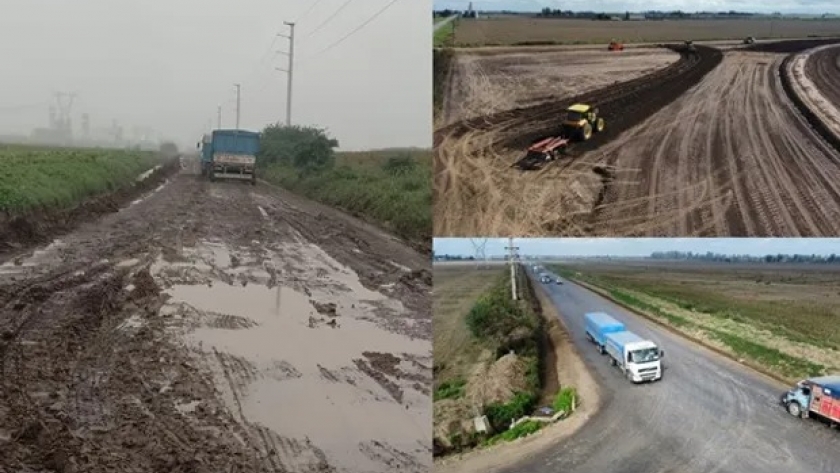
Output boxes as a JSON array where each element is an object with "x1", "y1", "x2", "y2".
[
  {"x1": 0, "y1": 144, "x2": 161, "y2": 215},
  {"x1": 261, "y1": 148, "x2": 431, "y2": 246}
]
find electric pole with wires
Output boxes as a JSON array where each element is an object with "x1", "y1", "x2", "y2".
[
  {"x1": 276, "y1": 21, "x2": 295, "y2": 126},
  {"x1": 234, "y1": 84, "x2": 241, "y2": 129},
  {"x1": 506, "y1": 237, "x2": 519, "y2": 301}
]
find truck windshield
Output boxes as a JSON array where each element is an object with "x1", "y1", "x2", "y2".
[{"x1": 629, "y1": 348, "x2": 660, "y2": 363}]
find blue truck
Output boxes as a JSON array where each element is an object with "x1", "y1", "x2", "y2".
[
  {"x1": 604, "y1": 330, "x2": 664, "y2": 383},
  {"x1": 197, "y1": 129, "x2": 260, "y2": 184},
  {"x1": 584, "y1": 312, "x2": 626, "y2": 354}
]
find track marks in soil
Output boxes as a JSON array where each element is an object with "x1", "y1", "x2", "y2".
[{"x1": 595, "y1": 52, "x2": 840, "y2": 236}]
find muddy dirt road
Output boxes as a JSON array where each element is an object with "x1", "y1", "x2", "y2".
[
  {"x1": 442, "y1": 47, "x2": 679, "y2": 125},
  {"x1": 497, "y1": 267, "x2": 840, "y2": 473},
  {"x1": 594, "y1": 50, "x2": 840, "y2": 236},
  {"x1": 0, "y1": 160, "x2": 432, "y2": 473}
]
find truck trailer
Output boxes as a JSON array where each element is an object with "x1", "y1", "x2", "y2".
[
  {"x1": 198, "y1": 129, "x2": 260, "y2": 184},
  {"x1": 780, "y1": 376, "x2": 840, "y2": 426},
  {"x1": 604, "y1": 330, "x2": 664, "y2": 383},
  {"x1": 584, "y1": 312, "x2": 626, "y2": 354}
]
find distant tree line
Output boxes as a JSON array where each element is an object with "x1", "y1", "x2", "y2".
[{"x1": 650, "y1": 251, "x2": 840, "y2": 264}]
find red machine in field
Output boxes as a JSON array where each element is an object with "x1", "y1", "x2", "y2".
[{"x1": 514, "y1": 136, "x2": 570, "y2": 170}]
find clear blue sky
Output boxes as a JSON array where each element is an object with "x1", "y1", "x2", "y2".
[
  {"x1": 434, "y1": 0, "x2": 840, "y2": 14},
  {"x1": 434, "y1": 238, "x2": 840, "y2": 257}
]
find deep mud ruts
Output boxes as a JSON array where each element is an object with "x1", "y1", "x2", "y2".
[{"x1": 0, "y1": 163, "x2": 432, "y2": 473}]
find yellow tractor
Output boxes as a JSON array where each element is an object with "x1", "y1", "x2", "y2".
[{"x1": 562, "y1": 103, "x2": 605, "y2": 141}]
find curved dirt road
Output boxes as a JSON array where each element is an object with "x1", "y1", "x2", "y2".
[
  {"x1": 500, "y1": 267, "x2": 840, "y2": 473},
  {"x1": 0, "y1": 161, "x2": 432, "y2": 473},
  {"x1": 804, "y1": 44, "x2": 840, "y2": 134},
  {"x1": 594, "y1": 50, "x2": 840, "y2": 236}
]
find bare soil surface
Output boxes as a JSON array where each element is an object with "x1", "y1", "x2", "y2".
[
  {"x1": 435, "y1": 39, "x2": 840, "y2": 237},
  {"x1": 442, "y1": 47, "x2": 679, "y2": 125},
  {"x1": 593, "y1": 50, "x2": 840, "y2": 236},
  {"x1": 452, "y1": 17, "x2": 840, "y2": 46},
  {"x1": 799, "y1": 44, "x2": 840, "y2": 140},
  {"x1": 0, "y1": 157, "x2": 432, "y2": 473},
  {"x1": 434, "y1": 44, "x2": 721, "y2": 236}
]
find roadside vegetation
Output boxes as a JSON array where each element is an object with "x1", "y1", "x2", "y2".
[
  {"x1": 434, "y1": 18, "x2": 457, "y2": 47},
  {"x1": 257, "y1": 125, "x2": 431, "y2": 249},
  {"x1": 551, "y1": 261, "x2": 840, "y2": 382},
  {"x1": 433, "y1": 264, "x2": 576, "y2": 457},
  {"x1": 0, "y1": 143, "x2": 162, "y2": 216}
]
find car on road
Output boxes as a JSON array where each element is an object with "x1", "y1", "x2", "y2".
[{"x1": 539, "y1": 274, "x2": 552, "y2": 284}]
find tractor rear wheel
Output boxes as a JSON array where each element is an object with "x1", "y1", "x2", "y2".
[
  {"x1": 595, "y1": 118, "x2": 605, "y2": 133},
  {"x1": 580, "y1": 123, "x2": 593, "y2": 141}
]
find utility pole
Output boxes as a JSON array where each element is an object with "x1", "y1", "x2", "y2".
[
  {"x1": 276, "y1": 21, "x2": 295, "y2": 126},
  {"x1": 506, "y1": 237, "x2": 520, "y2": 301},
  {"x1": 217, "y1": 105, "x2": 222, "y2": 129},
  {"x1": 234, "y1": 84, "x2": 241, "y2": 130}
]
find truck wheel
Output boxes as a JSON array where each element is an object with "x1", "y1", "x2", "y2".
[
  {"x1": 209, "y1": 171, "x2": 215, "y2": 182},
  {"x1": 625, "y1": 370, "x2": 634, "y2": 382},
  {"x1": 598, "y1": 344, "x2": 605, "y2": 354},
  {"x1": 787, "y1": 401, "x2": 802, "y2": 418}
]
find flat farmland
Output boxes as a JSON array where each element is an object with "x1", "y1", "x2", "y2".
[
  {"x1": 442, "y1": 47, "x2": 679, "y2": 124},
  {"x1": 553, "y1": 260, "x2": 840, "y2": 380},
  {"x1": 453, "y1": 18, "x2": 840, "y2": 46}
]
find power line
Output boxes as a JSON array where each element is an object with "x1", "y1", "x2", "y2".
[
  {"x1": 298, "y1": 0, "x2": 401, "y2": 65},
  {"x1": 295, "y1": 0, "x2": 326, "y2": 22},
  {"x1": 303, "y1": 0, "x2": 354, "y2": 39}
]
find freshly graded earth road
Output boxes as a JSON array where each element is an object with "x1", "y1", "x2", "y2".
[
  {"x1": 500, "y1": 267, "x2": 840, "y2": 473},
  {"x1": 434, "y1": 39, "x2": 840, "y2": 237},
  {"x1": 594, "y1": 49, "x2": 840, "y2": 236},
  {"x1": 803, "y1": 44, "x2": 840, "y2": 137},
  {"x1": 0, "y1": 158, "x2": 432, "y2": 473}
]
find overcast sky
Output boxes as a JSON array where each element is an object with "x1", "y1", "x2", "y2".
[
  {"x1": 434, "y1": 0, "x2": 840, "y2": 14},
  {"x1": 1, "y1": 0, "x2": 431, "y2": 151},
  {"x1": 434, "y1": 238, "x2": 840, "y2": 257}
]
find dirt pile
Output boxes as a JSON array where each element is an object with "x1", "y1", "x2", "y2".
[{"x1": 466, "y1": 353, "x2": 530, "y2": 406}]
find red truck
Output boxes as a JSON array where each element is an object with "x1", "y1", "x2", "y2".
[{"x1": 780, "y1": 376, "x2": 840, "y2": 426}]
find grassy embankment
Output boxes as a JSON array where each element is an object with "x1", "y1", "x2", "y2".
[
  {"x1": 550, "y1": 263, "x2": 840, "y2": 382},
  {"x1": 261, "y1": 149, "x2": 430, "y2": 248},
  {"x1": 433, "y1": 264, "x2": 575, "y2": 456},
  {"x1": 0, "y1": 144, "x2": 161, "y2": 217}
]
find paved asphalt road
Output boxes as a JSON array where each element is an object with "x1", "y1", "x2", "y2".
[{"x1": 500, "y1": 268, "x2": 839, "y2": 473}]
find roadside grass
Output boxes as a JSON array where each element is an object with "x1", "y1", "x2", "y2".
[
  {"x1": 552, "y1": 387, "x2": 577, "y2": 414},
  {"x1": 550, "y1": 263, "x2": 839, "y2": 380},
  {"x1": 261, "y1": 149, "x2": 430, "y2": 246},
  {"x1": 433, "y1": 267, "x2": 503, "y2": 392},
  {"x1": 434, "y1": 265, "x2": 558, "y2": 456},
  {"x1": 434, "y1": 18, "x2": 457, "y2": 47},
  {"x1": 0, "y1": 143, "x2": 161, "y2": 215}
]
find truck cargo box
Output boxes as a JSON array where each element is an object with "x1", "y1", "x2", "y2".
[{"x1": 584, "y1": 312, "x2": 626, "y2": 353}]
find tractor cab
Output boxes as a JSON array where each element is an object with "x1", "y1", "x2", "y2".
[{"x1": 562, "y1": 104, "x2": 605, "y2": 141}]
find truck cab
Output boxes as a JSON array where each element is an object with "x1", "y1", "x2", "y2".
[
  {"x1": 604, "y1": 331, "x2": 664, "y2": 383},
  {"x1": 781, "y1": 376, "x2": 840, "y2": 425}
]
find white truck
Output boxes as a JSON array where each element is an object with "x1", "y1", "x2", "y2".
[{"x1": 604, "y1": 330, "x2": 664, "y2": 383}]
